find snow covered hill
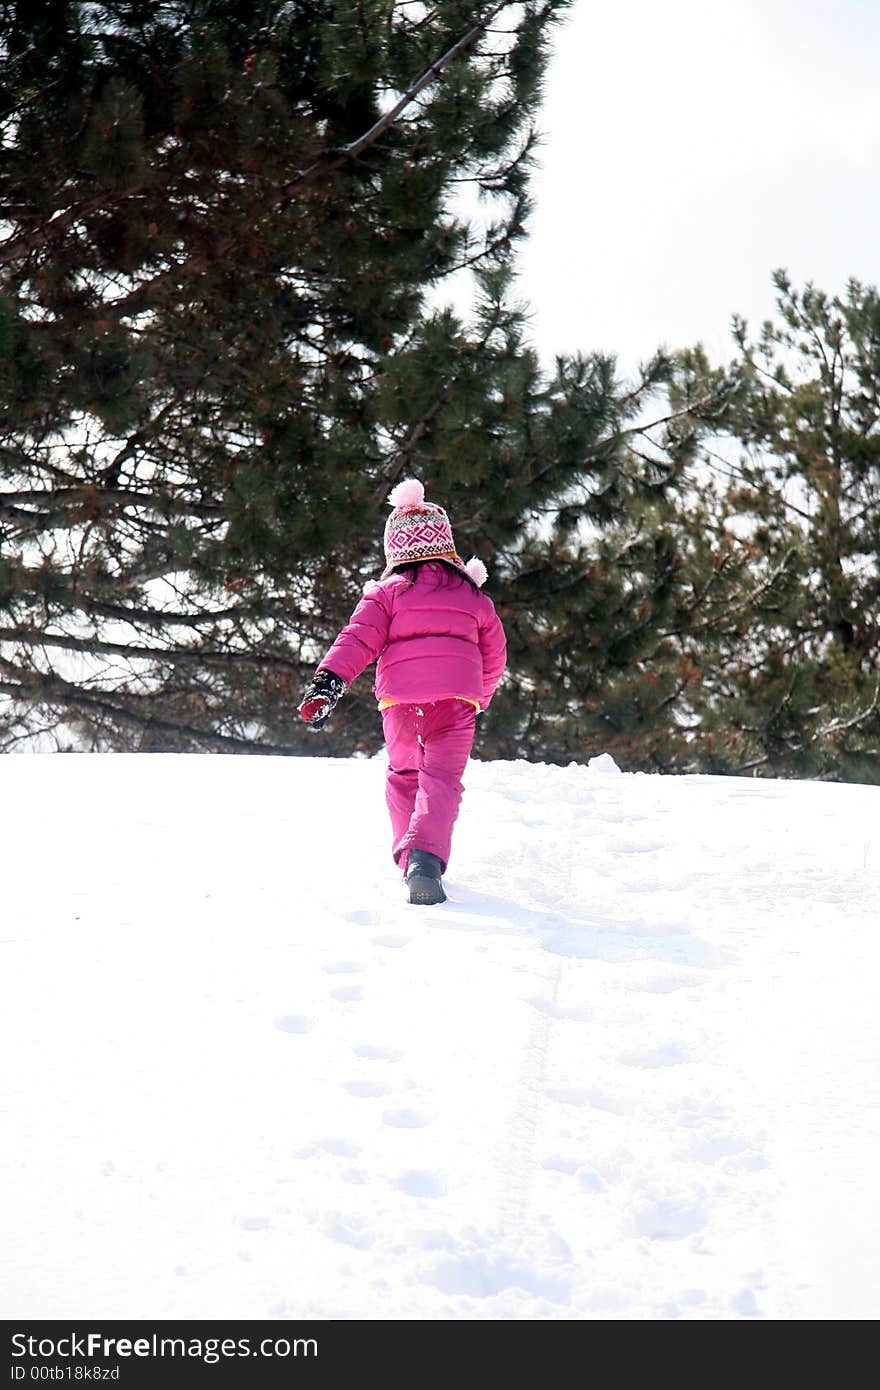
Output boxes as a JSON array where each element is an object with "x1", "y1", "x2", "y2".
[{"x1": 2, "y1": 752, "x2": 878, "y2": 1321}]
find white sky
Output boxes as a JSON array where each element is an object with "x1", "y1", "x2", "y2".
[{"x1": 503, "y1": 0, "x2": 880, "y2": 375}]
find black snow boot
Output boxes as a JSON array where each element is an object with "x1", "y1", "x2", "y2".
[{"x1": 405, "y1": 848, "x2": 447, "y2": 906}]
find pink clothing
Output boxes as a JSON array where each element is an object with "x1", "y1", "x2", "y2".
[
  {"x1": 317, "y1": 562, "x2": 506, "y2": 875},
  {"x1": 382, "y1": 700, "x2": 476, "y2": 872},
  {"x1": 318, "y1": 563, "x2": 506, "y2": 711}
]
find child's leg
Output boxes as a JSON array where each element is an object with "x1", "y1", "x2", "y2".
[
  {"x1": 399, "y1": 700, "x2": 476, "y2": 872},
  {"x1": 381, "y1": 705, "x2": 421, "y2": 868}
]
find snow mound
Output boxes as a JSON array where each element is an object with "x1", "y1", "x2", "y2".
[{"x1": 2, "y1": 753, "x2": 878, "y2": 1320}]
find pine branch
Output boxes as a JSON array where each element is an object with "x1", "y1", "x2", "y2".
[
  {"x1": 39, "y1": 3, "x2": 521, "y2": 320},
  {"x1": 0, "y1": 625, "x2": 300, "y2": 670},
  {"x1": 0, "y1": 486, "x2": 224, "y2": 527},
  {"x1": 812, "y1": 678, "x2": 880, "y2": 740},
  {"x1": 0, "y1": 567, "x2": 298, "y2": 631},
  {"x1": 75, "y1": 593, "x2": 297, "y2": 632},
  {"x1": 731, "y1": 677, "x2": 880, "y2": 775},
  {"x1": 0, "y1": 185, "x2": 147, "y2": 269},
  {"x1": 372, "y1": 388, "x2": 452, "y2": 503},
  {"x1": 616, "y1": 392, "x2": 724, "y2": 453},
  {"x1": 0, "y1": 669, "x2": 293, "y2": 756},
  {"x1": 276, "y1": 1, "x2": 517, "y2": 204}
]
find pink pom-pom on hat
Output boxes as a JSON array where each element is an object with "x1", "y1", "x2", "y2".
[
  {"x1": 465, "y1": 557, "x2": 488, "y2": 586},
  {"x1": 387, "y1": 478, "x2": 426, "y2": 509},
  {"x1": 381, "y1": 477, "x2": 488, "y2": 585}
]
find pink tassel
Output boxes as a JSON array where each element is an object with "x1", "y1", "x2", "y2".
[
  {"x1": 387, "y1": 478, "x2": 425, "y2": 508},
  {"x1": 465, "y1": 556, "x2": 488, "y2": 587}
]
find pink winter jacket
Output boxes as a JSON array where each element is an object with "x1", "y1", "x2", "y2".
[{"x1": 318, "y1": 563, "x2": 506, "y2": 711}]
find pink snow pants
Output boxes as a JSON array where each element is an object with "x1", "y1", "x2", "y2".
[{"x1": 381, "y1": 699, "x2": 477, "y2": 874}]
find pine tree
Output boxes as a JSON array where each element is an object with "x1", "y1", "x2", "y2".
[
  {"x1": 479, "y1": 367, "x2": 760, "y2": 773},
  {"x1": 672, "y1": 272, "x2": 880, "y2": 781},
  {"x1": 0, "y1": 0, "x2": 580, "y2": 753},
  {"x1": 381, "y1": 282, "x2": 690, "y2": 767},
  {"x1": 8, "y1": 4, "x2": 819, "y2": 778}
]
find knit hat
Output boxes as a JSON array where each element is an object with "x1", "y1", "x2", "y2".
[{"x1": 381, "y1": 479, "x2": 488, "y2": 586}]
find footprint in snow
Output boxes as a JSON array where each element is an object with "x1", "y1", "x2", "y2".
[
  {"x1": 322, "y1": 961, "x2": 366, "y2": 974},
  {"x1": 632, "y1": 1197, "x2": 707, "y2": 1241},
  {"x1": 324, "y1": 1214, "x2": 375, "y2": 1250},
  {"x1": 383, "y1": 1106, "x2": 432, "y2": 1129},
  {"x1": 344, "y1": 1079, "x2": 391, "y2": 1099},
  {"x1": 541, "y1": 1155, "x2": 581, "y2": 1175},
  {"x1": 688, "y1": 1134, "x2": 768, "y2": 1171},
  {"x1": 421, "y1": 1250, "x2": 570, "y2": 1304},
  {"x1": 575, "y1": 1166, "x2": 606, "y2": 1193},
  {"x1": 331, "y1": 986, "x2": 363, "y2": 1003},
  {"x1": 347, "y1": 910, "x2": 376, "y2": 926},
  {"x1": 545, "y1": 1086, "x2": 632, "y2": 1115},
  {"x1": 275, "y1": 1015, "x2": 314, "y2": 1034},
  {"x1": 372, "y1": 934, "x2": 411, "y2": 948},
  {"x1": 297, "y1": 1137, "x2": 360, "y2": 1158},
  {"x1": 395, "y1": 1170, "x2": 447, "y2": 1198},
  {"x1": 240, "y1": 1216, "x2": 272, "y2": 1231},
  {"x1": 353, "y1": 1043, "x2": 402, "y2": 1061},
  {"x1": 542, "y1": 1156, "x2": 616, "y2": 1191},
  {"x1": 730, "y1": 1288, "x2": 763, "y2": 1318}
]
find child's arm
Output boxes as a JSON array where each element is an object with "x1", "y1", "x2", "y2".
[
  {"x1": 298, "y1": 581, "x2": 386, "y2": 728},
  {"x1": 317, "y1": 582, "x2": 392, "y2": 687},
  {"x1": 477, "y1": 604, "x2": 507, "y2": 710},
  {"x1": 299, "y1": 583, "x2": 392, "y2": 728}
]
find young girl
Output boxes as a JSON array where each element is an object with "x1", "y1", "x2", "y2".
[{"x1": 298, "y1": 479, "x2": 507, "y2": 905}]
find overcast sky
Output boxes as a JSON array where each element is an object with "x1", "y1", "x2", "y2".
[{"x1": 500, "y1": 0, "x2": 880, "y2": 376}]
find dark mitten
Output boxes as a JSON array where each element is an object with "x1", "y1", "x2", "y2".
[{"x1": 298, "y1": 669, "x2": 346, "y2": 731}]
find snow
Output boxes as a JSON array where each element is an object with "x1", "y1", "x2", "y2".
[{"x1": 2, "y1": 752, "x2": 878, "y2": 1321}]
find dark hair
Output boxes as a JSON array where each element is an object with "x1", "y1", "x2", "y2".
[{"x1": 392, "y1": 558, "x2": 483, "y2": 592}]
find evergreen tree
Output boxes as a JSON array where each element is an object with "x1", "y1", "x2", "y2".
[
  {"x1": 0, "y1": 0, "x2": 584, "y2": 753},
  {"x1": 673, "y1": 272, "x2": 880, "y2": 781},
  {"x1": 10, "y1": 7, "x2": 841, "y2": 781},
  {"x1": 481, "y1": 362, "x2": 761, "y2": 772}
]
